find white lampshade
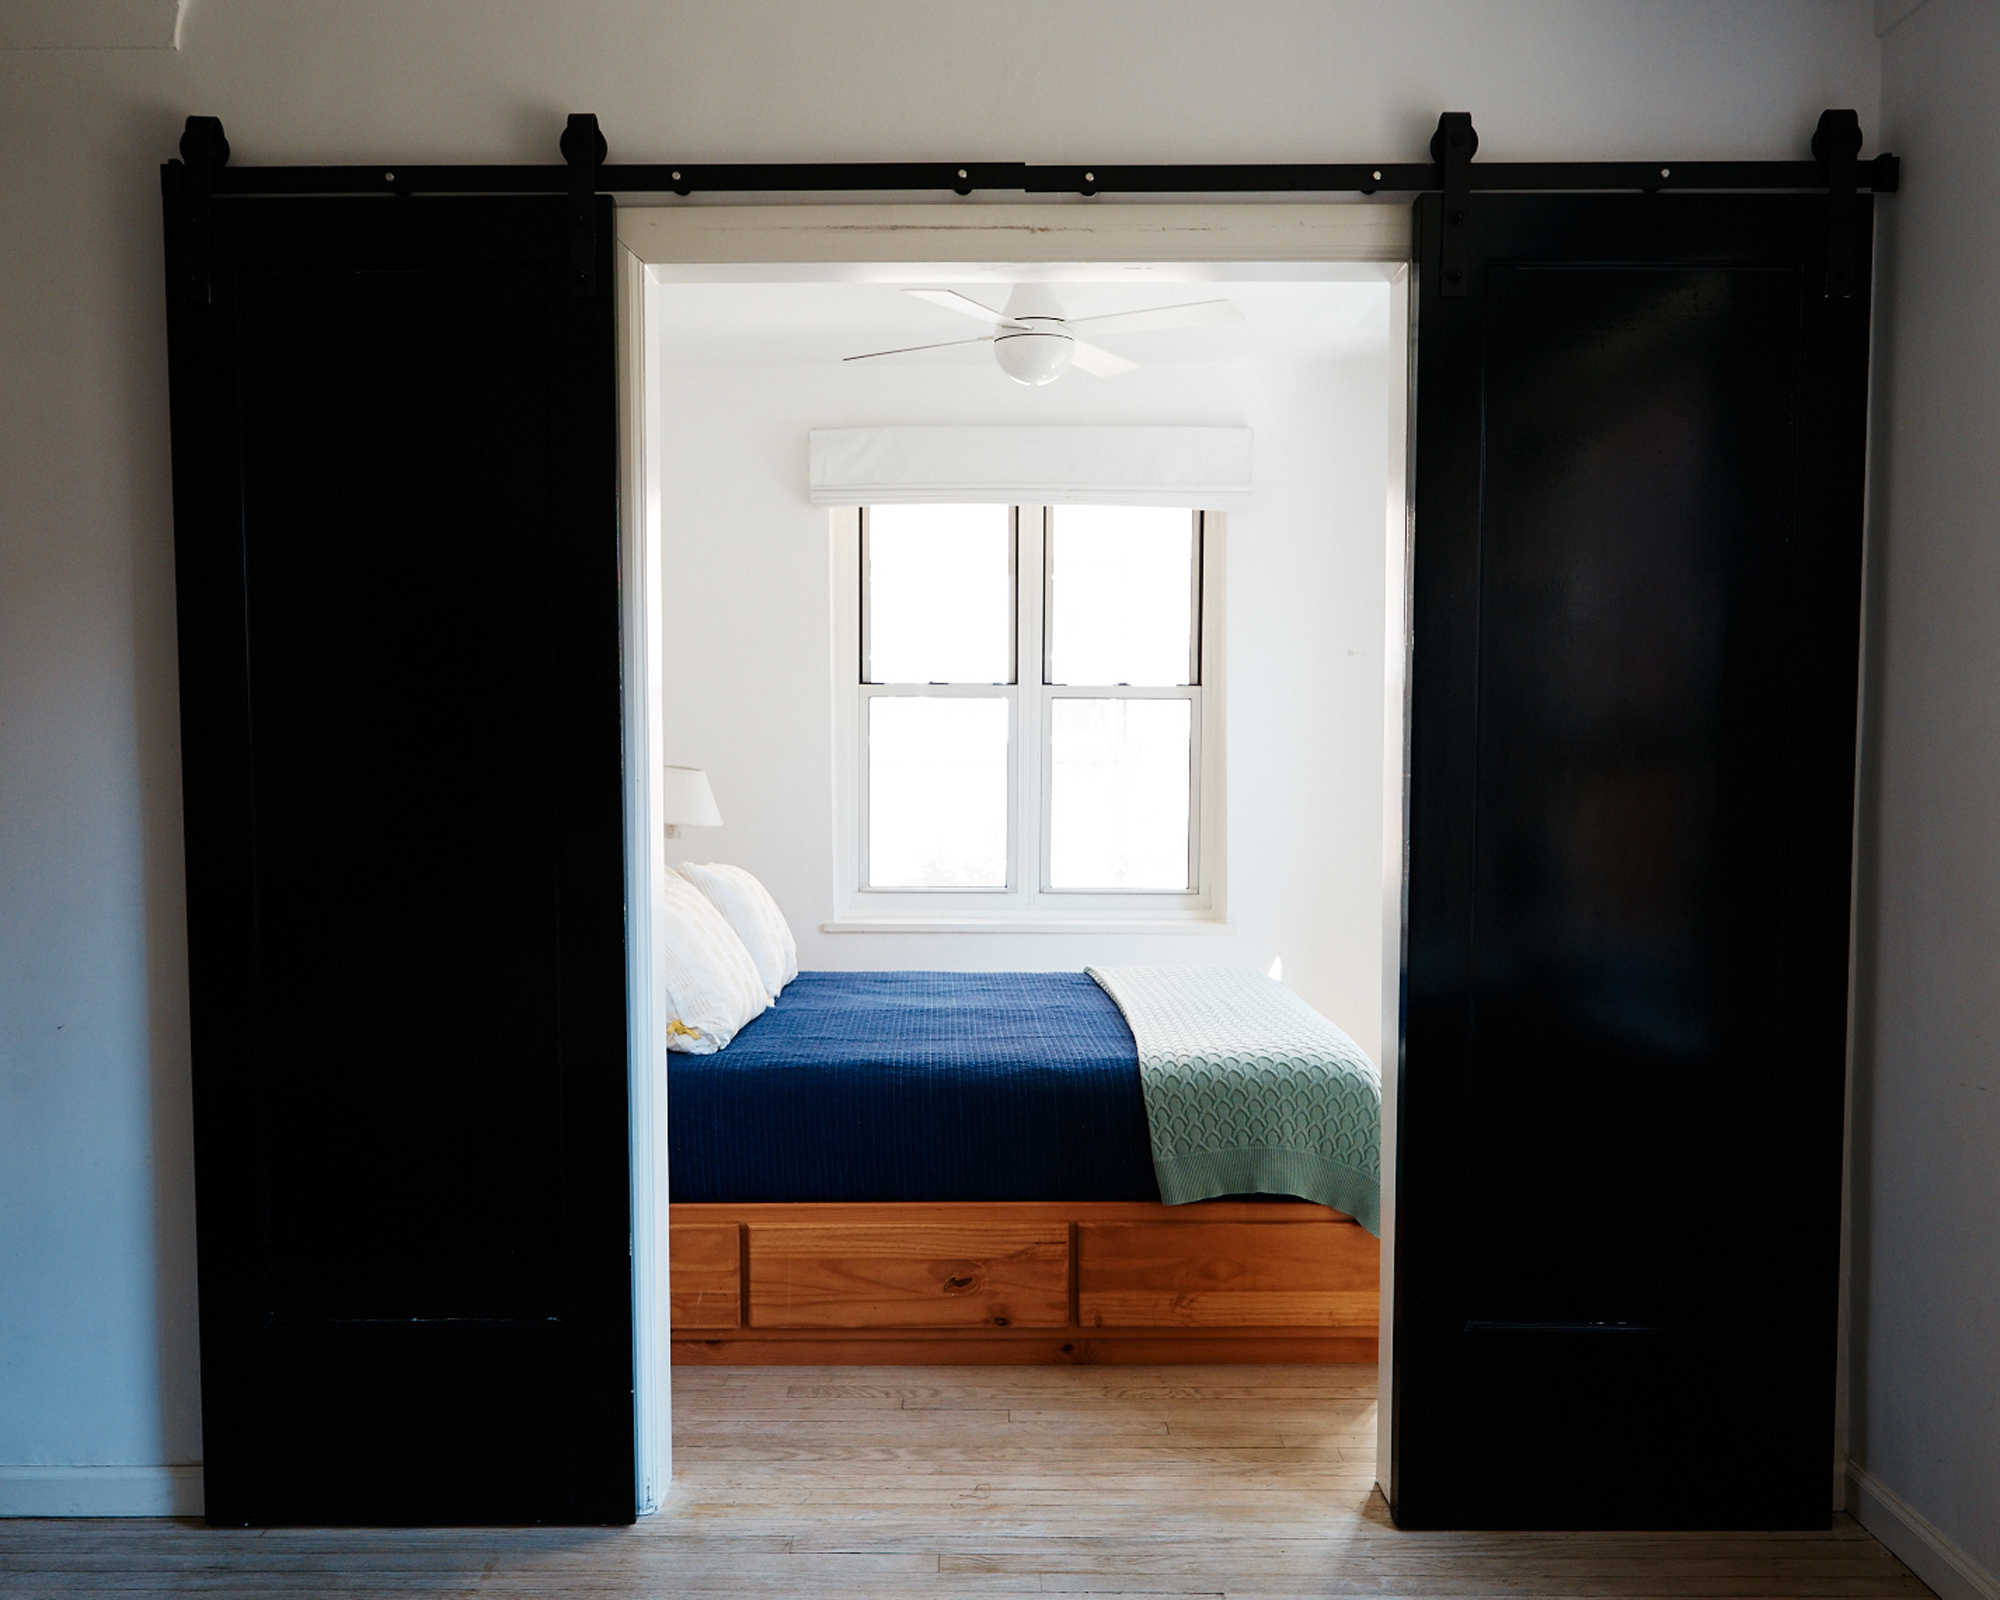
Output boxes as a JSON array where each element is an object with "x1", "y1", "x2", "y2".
[{"x1": 660, "y1": 765, "x2": 722, "y2": 839}]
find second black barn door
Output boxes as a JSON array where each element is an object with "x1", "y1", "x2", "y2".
[
  {"x1": 163, "y1": 191, "x2": 633, "y2": 1524},
  {"x1": 1394, "y1": 194, "x2": 1871, "y2": 1527}
]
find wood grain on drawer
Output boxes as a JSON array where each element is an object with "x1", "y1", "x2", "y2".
[
  {"x1": 748, "y1": 1223, "x2": 1070, "y2": 1330},
  {"x1": 1077, "y1": 1220, "x2": 1378, "y2": 1329},
  {"x1": 670, "y1": 1222, "x2": 742, "y2": 1330}
]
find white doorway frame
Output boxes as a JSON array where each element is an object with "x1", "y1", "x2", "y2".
[{"x1": 613, "y1": 201, "x2": 1414, "y2": 1512}]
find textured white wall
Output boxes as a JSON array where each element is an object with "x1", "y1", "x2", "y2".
[
  {"x1": 0, "y1": 0, "x2": 1880, "y2": 1493},
  {"x1": 1848, "y1": 0, "x2": 2000, "y2": 1583}
]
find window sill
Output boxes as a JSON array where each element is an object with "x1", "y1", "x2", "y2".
[{"x1": 820, "y1": 918, "x2": 1234, "y2": 935}]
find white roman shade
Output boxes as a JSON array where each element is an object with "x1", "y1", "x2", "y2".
[{"x1": 808, "y1": 426, "x2": 1252, "y2": 509}]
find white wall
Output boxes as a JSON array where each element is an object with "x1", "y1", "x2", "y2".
[
  {"x1": 0, "y1": 0, "x2": 1882, "y2": 1507},
  {"x1": 654, "y1": 281, "x2": 1390, "y2": 1047},
  {"x1": 1846, "y1": 1, "x2": 2000, "y2": 1591}
]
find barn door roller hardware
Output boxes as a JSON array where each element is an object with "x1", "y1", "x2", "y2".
[
  {"x1": 1432, "y1": 113, "x2": 1476, "y2": 298},
  {"x1": 1424, "y1": 108, "x2": 1879, "y2": 301},
  {"x1": 162, "y1": 111, "x2": 1899, "y2": 305},
  {"x1": 560, "y1": 113, "x2": 607, "y2": 297},
  {"x1": 1814, "y1": 108, "x2": 1864, "y2": 300},
  {"x1": 167, "y1": 115, "x2": 228, "y2": 306}
]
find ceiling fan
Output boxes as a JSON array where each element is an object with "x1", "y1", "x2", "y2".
[{"x1": 845, "y1": 285, "x2": 1244, "y2": 386}]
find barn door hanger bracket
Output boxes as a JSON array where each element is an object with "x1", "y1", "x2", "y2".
[
  {"x1": 172, "y1": 115, "x2": 230, "y2": 307},
  {"x1": 1432, "y1": 113, "x2": 1477, "y2": 298},
  {"x1": 1813, "y1": 109, "x2": 1864, "y2": 301},
  {"x1": 561, "y1": 113, "x2": 607, "y2": 299}
]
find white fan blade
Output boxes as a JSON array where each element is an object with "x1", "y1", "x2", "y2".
[
  {"x1": 905, "y1": 288, "x2": 1009, "y2": 326},
  {"x1": 1068, "y1": 340, "x2": 1138, "y2": 377},
  {"x1": 1064, "y1": 298, "x2": 1244, "y2": 338},
  {"x1": 843, "y1": 336, "x2": 995, "y2": 363}
]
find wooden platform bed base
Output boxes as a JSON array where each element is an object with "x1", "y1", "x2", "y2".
[{"x1": 669, "y1": 1199, "x2": 1379, "y2": 1365}]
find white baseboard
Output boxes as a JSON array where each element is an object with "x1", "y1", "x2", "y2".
[
  {"x1": 1848, "y1": 1463, "x2": 2000, "y2": 1600},
  {"x1": 0, "y1": 1465, "x2": 203, "y2": 1518}
]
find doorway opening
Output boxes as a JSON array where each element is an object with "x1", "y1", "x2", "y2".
[{"x1": 615, "y1": 204, "x2": 1414, "y2": 1513}]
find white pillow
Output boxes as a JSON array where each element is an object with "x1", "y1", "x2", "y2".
[
  {"x1": 675, "y1": 862, "x2": 799, "y2": 1000},
  {"x1": 657, "y1": 871, "x2": 770, "y2": 1053}
]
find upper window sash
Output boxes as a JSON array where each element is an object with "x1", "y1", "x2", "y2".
[
  {"x1": 1041, "y1": 507, "x2": 1203, "y2": 689},
  {"x1": 860, "y1": 504, "x2": 1018, "y2": 686}
]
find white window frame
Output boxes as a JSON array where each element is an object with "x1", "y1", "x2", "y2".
[{"x1": 831, "y1": 503, "x2": 1225, "y2": 930}]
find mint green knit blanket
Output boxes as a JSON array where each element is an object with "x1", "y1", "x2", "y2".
[{"x1": 1087, "y1": 966, "x2": 1380, "y2": 1235}]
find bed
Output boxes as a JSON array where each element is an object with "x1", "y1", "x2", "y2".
[{"x1": 668, "y1": 969, "x2": 1381, "y2": 1364}]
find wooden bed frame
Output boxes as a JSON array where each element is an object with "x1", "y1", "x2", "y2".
[{"x1": 669, "y1": 1198, "x2": 1378, "y2": 1364}]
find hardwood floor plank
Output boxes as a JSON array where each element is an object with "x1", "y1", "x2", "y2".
[{"x1": 0, "y1": 1366, "x2": 1930, "y2": 1599}]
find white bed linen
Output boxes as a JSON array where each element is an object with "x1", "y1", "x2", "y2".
[
  {"x1": 658, "y1": 871, "x2": 771, "y2": 1053},
  {"x1": 676, "y1": 861, "x2": 799, "y2": 1001}
]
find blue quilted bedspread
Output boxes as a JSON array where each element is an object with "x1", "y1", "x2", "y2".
[{"x1": 667, "y1": 970, "x2": 1160, "y2": 1203}]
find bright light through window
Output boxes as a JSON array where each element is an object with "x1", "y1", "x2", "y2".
[
  {"x1": 867, "y1": 696, "x2": 1009, "y2": 887},
  {"x1": 865, "y1": 504, "x2": 1013, "y2": 684},
  {"x1": 849, "y1": 504, "x2": 1209, "y2": 913},
  {"x1": 1049, "y1": 697, "x2": 1192, "y2": 890},
  {"x1": 1046, "y1": 506, "x2": 1195, "y2": 687}
]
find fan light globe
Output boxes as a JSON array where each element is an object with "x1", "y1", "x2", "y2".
[{"x1": 993, "y1": 331, "x2": 1073, "y2": 386}]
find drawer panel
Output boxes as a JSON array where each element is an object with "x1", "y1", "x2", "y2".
[
  {"x1": 1078, "y1": 1220, "x2": 1378, "y2": 1329},
  {"x1": 749, "y1": 1223, "x2": 1070, "y2": 1330},
  {"x1": 670, "y1": 1221, "x2": 742, "y2": 1331}
]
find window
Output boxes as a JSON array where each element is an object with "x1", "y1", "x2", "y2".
[{"x1": 836, "y1": 503, "x2": 1218, "y2": 927}]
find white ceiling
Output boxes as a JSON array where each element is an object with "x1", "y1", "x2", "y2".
[{"x1": 655, "y1": 279, "x2": 1391, "y2": 372}]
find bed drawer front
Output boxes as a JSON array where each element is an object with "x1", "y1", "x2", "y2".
[
  {"x1": 670, "y1": 1222, "x2": 744, "y2": 1330},
  {"x1": 748, "y1": 1223, "x2": 1070, "y2": 1330},
  {"x1": 1077, "y1": 1220, "x2": 1377, "y2": 1329}
]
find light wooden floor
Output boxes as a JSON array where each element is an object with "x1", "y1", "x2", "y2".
[{"x1": 1, "y1": 1365, "x2": 1931, "y2": 1598}]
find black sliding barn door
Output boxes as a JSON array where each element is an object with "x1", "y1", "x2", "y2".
[
  {"x1": 1394, "y1": 194, "x2": 1871, "y2": 1528},
  {"x1": 162, "y1": 194, "x2": 632, "y2": 1525}
]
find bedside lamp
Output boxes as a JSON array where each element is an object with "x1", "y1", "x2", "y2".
[{"x1": 661, "y1": 765, "x2": 723, "y2": 841}]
